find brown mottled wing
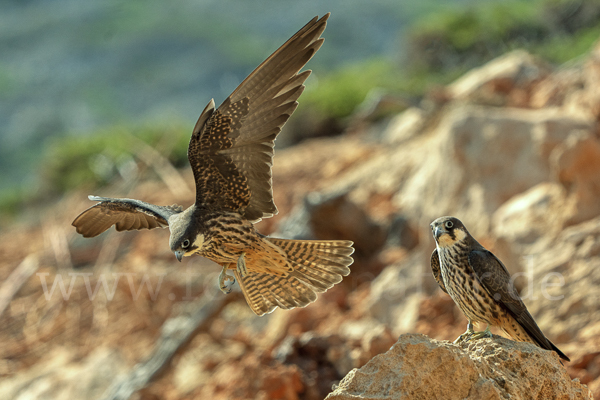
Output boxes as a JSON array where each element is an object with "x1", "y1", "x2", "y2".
[
  {"x1": 430, "y1": 249, "x2": 448, "y2": 293},
  {"x1": 72, "y1": 196, "x2": 183, "y2": 238},
  {"x1": 468, "y1": 250, "x2": 553, "y2": 350},
  {"x1": 187, "y1": 14, "x2": 329, "y2": 222},
  {"x1": 235, "y1": 271, "x2": 318, "y2": 316},
  {"x1": 235, "y1": 238, "x2": 353, "y2": 316}
]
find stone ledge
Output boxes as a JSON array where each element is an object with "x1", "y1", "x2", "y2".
[{"x1": 326, "y1": 333, "x2": 592, "y2": 400}]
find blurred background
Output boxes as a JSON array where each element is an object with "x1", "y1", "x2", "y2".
[{"x1": 1, "y1": 0, "x2": 600, "y2": 399}]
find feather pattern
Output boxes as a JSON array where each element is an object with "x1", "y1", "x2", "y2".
[
  {"x1": 430, "y1": 249, "x2": 448, "y2": 294},
  {"x1": 187, "y1": 14, "x2": 329, "y2": 222},
  {"x1": 430, "y1": 216, "x2": 569, "y2": 362},
  {"x1": 235, "y1": 238, "x2": 353, "y2": 316},
  {"x1": 467, "y1": 250, "x2": 569, "y2": 360},
  {"x1": 72, "y1": 196, "x2": 183, "y2": 238}
]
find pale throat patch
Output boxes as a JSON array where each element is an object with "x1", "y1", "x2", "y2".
[{"x1": 436, "y1": 228, "x2": 467, "y2": 248}]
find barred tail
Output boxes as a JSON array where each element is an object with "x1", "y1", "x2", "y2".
[{"x1": 235, "y1": 239, "x2": 354, "y2": 316}]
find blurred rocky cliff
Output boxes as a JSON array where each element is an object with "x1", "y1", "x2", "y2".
[{"x1": 1, "y1": 42, "x2": 600, "y2": 399}]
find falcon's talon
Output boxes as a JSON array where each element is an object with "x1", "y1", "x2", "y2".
[
  {"x1": 454, "y1": 321, "x2": 476, "y2": 343},
  {"x1": 236, "y1": 252, "x2": 248, "y2": 278},
  {"x1": 219, "y1": 264, "x2": 236, "y2": 294},
  {"x1": 466, "y1": 325, "x2": 492, "y2": 342}
]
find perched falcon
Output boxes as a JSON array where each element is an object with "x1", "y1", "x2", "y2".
[
  {"x1": 430, "y1": 216, "x2": 569, "y2": 361},
  {"x1": 72, "y1": 14, "x2": 354, "y2": 316}
]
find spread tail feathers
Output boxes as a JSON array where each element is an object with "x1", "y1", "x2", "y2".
[{"x1": 235, "y1": 239, "x2": 354, "y2": 316}]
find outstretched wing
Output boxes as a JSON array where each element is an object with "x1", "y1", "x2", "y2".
[
  {"x1": 188, "y1": 14, "x2": 329, "y2": 222},
  {"x1": 72, "y1": 196, "x2": 183, "y2": 238},
  {"x1": 430, "y1": 249, "x2": 448, "y2": 293},
  {"x1": 468, "y1": 249, "x2": 553, "y2": 350}
]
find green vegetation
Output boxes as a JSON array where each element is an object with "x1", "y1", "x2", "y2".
[
  {"x1": 0, "y1": 187, "x2": 27, "y2": 218},
  {"x1": 303, "y1": 59, "x2": 398, "y2": 119},
  {"x1": 407, "y1": 0, "x2": 600, "y2": 74},
  {"x1": 0, "y1": 124, "x2": 191, "y2": 221},
  {"x1": 303, "y1": 0, "x2": 600, "y2": 121},
  {"x1": 302, "y1": 58, "x2": 466, "y2": 120},
  {"x1": 534, "y1": 25, "x2": 600, "y2": 63},
  {"x1": 301, "y1": 0, "x2": 600, "y2": 122},
  {"x1": 42, "y1": 124, "x2": 190, "y2": 195}
]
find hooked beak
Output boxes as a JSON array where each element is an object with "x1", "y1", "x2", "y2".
[
  {"x1": 174, "y1": 250, "x2": 184, "y2": 262},
  {"x1": 433, "y1": 226, "x2": 447, "y2": 241}
]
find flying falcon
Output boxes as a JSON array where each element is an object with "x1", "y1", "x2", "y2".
[
  {"x1": 72, "y1": 13, "x2": 354, "y2": 316},
  {"x1": 430, "y1": 216, "x2": 569, "y2": 361}
]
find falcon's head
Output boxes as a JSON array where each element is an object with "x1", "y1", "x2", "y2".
[
  {"x1": 168, "y1": 207, "x2": 203, "y2": 262},
  {"x1": 430, "y1": 216, "x2": 468, "y2": 248}
]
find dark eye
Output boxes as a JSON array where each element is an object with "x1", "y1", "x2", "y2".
[
  {"x1": 182, "y1": 239, "x2": 190, "y2": 248},
  {"x1": 445, "y1": 221, "x2": 454, "y2": 229}
]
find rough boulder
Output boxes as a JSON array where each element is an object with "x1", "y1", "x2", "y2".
[{"x1": 326, "y1": 334, "x2": 592, "y2": 400}]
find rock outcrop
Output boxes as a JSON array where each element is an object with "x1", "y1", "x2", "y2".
[{"x1": 326, "y1": 334, "x2": 592, "y2": 400}]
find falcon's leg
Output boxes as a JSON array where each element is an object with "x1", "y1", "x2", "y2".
[
  {"x1": 236, "y1": 252, "x2": 248, "y2": 278},
  {"x1": 454, "y1": 321, "x2": 493, "y2": 343},
  {"x1": 218, "y1": 264, "x2": 236, "y2": 294},
  {"x1": 467, "y1": 324, "x2": 492, "y2": 341},
  {"x1": 454, "y1": 321, "x2": 476, "y2": 343}
]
